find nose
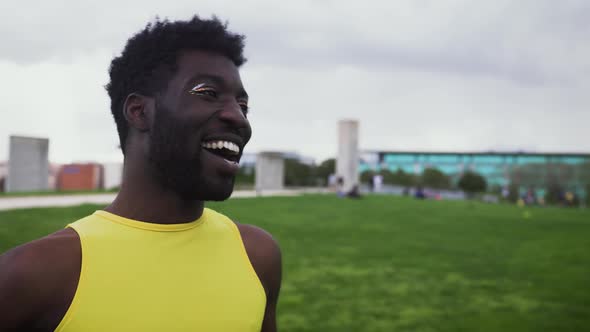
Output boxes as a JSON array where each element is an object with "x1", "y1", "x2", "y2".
[
  {"x1": 219, "y1": 101, "x2": 249, "y2": 126},
  {"x1": 218, "y1": 101, "x2": 251, "y2": 137}
]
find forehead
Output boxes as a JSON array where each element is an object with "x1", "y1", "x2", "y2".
[{"x1": 171, "y1": 50, "x2": 243, "y2": 88}]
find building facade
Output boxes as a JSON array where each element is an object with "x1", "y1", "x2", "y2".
[{"x1": 360, "y1": 151, "x2": 590, "y2": 199}]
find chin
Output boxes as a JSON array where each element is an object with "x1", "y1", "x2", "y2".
[
  {"x1": 203, "y1": 186, "x2": 234, "y2": 201},
  {"x1": 178, "y1": 178, "x2": 235, "y2": 202}
]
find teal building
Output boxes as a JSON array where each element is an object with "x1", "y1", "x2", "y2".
[{"x1": 359, "y1": 151, "x2": 590, "y2": 200}]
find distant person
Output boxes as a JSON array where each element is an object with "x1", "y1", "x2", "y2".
[
  {"x1": 346, "y1": 184, "x2": 362, "y2": 199},
  {"x1": 565, "y1": 191, "x2": 575, "y2": 206},
  {"x1": 525, "y1": 188, "x2": 536, "y2": 205},
  {"x1": 0, "y1": 16, "x2": 281, "y2": 331},
  {"x1": 336, "y1": 176, "x2": 346, "y2": 197},
  {"x1": 415, "y1": 186, "x2": 426, "y2": 199},
  {"x1": 372, "y1": 174, "x2": 383, "y2": 193},
  {"x1": 328, "y1": 173, "x2": 337, "y2": 191},
  {"x1": 558, "y1": 190, "x2": 566, "y2": 205},
  {"x1": 501, "y1": 186, "x2": 509, "y2": 201}
]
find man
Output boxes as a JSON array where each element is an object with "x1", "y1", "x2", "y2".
[{"x1": 0, "y1": 16, "x2": 281, "y2": 331}]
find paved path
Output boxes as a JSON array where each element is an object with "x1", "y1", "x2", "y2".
[{"x1": 0, "y1": 189, "x2": 327, "y2": 211}]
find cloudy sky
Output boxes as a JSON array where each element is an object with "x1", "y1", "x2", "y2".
[{"x1": 1, "y1": 0, "x2": 588, "y2": 164}]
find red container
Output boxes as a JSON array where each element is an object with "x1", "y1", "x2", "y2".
[{"x1": 57, "y1": 163, "x2": 103, "y2": 191}]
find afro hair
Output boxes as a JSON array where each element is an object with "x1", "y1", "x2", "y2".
[{"x1": 105, "y1": 15, "x2": 246, "y2": 153}]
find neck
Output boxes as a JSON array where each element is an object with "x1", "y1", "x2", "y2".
[{"x1": 105, "y1": 155, "x2": 204, "y2": 225}]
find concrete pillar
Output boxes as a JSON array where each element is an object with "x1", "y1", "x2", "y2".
[
  {"x1": 336, "y1": 120, "x2": 359, "y2": 192},
  {"x1": 7, "y1": 135, "x2": 50, "y2": 192},
  {"x1": 255, "y1": 152, "x2": 284, "y2": 192}
]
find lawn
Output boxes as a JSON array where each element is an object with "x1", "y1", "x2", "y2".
[
  {"x1": 0, "y1": 189, "x2": 118, "y2": 197},
  {"x1": 1, "y1": 195, "x2": 589, "y2": 331}
]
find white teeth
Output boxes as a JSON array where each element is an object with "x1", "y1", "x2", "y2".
[{"x1": 201, "y1": 140, "x2": 241, "y2": 154}]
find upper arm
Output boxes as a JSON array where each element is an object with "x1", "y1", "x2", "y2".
[
  {"x1": 236, "y1": 223, "x2": 282, "y2": 332},
  {"x1": 0, "y1": 244, "x2": 46, "y2": 329},
  {"x1": 0, "y1": 229, "x2": 80, "y2": 330}
]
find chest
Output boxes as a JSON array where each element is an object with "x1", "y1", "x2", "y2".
[{"x1": 55, "y1": 225, "x2": 266, "y2": 331}]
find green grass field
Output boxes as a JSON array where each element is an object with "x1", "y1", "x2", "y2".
[
  {"x1": 1, "y1": 195, "x2": 589, "y2": 331},
  {"x1": 0, "y1": 189, "x2": 118, "y2": 197}
]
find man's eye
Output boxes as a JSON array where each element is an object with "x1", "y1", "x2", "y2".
[
  {"x1": 189, "y1": 85, "x2": 217, "y2": 97},
  {"x1": 238, "y1": 101, "x2": 249, "y2": 115}
]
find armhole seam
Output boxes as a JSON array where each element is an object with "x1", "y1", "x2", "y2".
[
  {"x1": 54, "y1": 225, "x2": 85, "y2": 332},
  {"x1": 225, "y1": 219, "x2": 268, "y2": 305}
]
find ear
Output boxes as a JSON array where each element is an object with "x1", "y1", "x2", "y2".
[{"x1": 122, "y1": 93, "x2": 154, "y2": 132}]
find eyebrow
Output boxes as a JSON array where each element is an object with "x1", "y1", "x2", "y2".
[{"x1": 190, "y1": 74, "x2": 249, "y2": 99}]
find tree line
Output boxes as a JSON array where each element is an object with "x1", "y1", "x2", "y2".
[
  {"x1": 236, "y1": 157, "x2": 590, "y2": 206},
  {"x1": 360, "y1": 167, "x2": 487, "y2": 195},
  {"x1": 235, "y1": 158, "x2": 336, "y2": 187}
]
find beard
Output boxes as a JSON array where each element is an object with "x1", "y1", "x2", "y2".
[
  {"x1": 147, "y1": 101, "x2": 236, "y2": 201},
  {"x1": 148, "y1": 101, "x2": 207, "y2": 201}
]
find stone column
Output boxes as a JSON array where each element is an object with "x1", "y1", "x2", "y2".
[
  {"x1": 336, "y1": 120, "x2": 359, "y2": 192},
  {"x1": 7, "y1": 135, "x2": 49, "y2": 192},
  {"x1": 255, "y1": 152, "x2": 285, "y2": 193}
]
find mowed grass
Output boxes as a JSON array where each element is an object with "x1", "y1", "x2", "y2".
[{"x1": 1, "y1": 195, "x2": 589, "y2": 331}]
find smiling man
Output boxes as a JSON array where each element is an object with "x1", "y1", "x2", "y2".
[{"x1": 0, "y1": 16, "x2": 282, "y2": 331}]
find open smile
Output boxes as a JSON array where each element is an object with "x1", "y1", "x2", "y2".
[
  {"x1": 200, "y1": 137, "x2": 244, "y2": 176},
  {"x1": 201, "y1": 139, "x2": 241, "y2": 163}
]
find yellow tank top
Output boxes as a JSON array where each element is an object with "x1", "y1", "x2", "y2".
[{"x1": 56, "y1": 208, "x2": 266, "y2": 332}]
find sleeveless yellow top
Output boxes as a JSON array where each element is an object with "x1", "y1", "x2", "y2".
[{"x1": 56, "y1": 208, "x2": 266, "y2": 332}]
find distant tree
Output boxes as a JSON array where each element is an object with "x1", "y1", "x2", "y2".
[
  {"x1": 391, "y1": 169, "x2": 416, "y2": 187},
  {"x1": 508, "y1": 182, "x2": 520, "y2": 203},
  {"x1": 582, "y1": 163, "x2": 590, "y2": 184},
  {"x1": 316, "y1": 158, "x2": 335, "y2": 184},
  {"x1": 235, "y1": 166, "x2": 255, "y2": 185},
  {"x1": 421, "y1": 168, "x2": 451, "y2": 189},
  {"x1": 582, "y1": 164, "x2": 590, "y2": 205},
  {"x1": 378, "y1": 169, "x2": 395, "y2": 184},
  {"x1": 511, "y1": 162, "x2": 582, "y2": 190},
  {"x1": 458, "y1": 171, "x2": 487, "y2": 197},
  {"x1": 545, "y1": 181, "x2": 564, "y2": 205},
  {"x1": 489, "y1": 184, "x2": 502, "y2": 195},
  {"x1": 284, "y1": 158, "x2": 315, "y2": 187},
  {"x1": 360, "y1": 170, "x2": 376, "y2": 184}
]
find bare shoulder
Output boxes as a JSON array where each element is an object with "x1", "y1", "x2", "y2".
[
  {"x1": 0, "y1": 228, "x2": 81, "y2": 329},
  {"x1": 0, "y1": 228, "x2": 80, "y2": 275},
  {"x1": 234, "y1": 223, "x2": 282, "y2": 293},
  {"x1": 236, "y1": 223, "x2": 281, "y2": 264},
  {"x1": 233, "y1": 223, "x2": 282, "y2": 331}
]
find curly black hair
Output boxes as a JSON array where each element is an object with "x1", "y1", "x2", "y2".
[{"x1": 106, "y1": 15, "x2": 246, "y2": 153}]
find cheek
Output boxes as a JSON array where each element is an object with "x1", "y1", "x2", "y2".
[{"x1": 181, "y1": 96, "x2": 218, "y2": 119}]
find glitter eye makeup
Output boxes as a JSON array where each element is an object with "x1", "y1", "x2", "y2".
[
  {"x1": 189, "y1": 83, "x2": 210, "y2": 94},
  {"x1": 188, "y1": 82, "x2": 248, "y2": 115}
]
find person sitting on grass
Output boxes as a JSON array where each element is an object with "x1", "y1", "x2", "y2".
[
  {"x1": 0, "y1": 15, "x2": 281, "y2": 332},
  {"x1": 346, "y1": 185, "x2": 362, "y2": 199}
]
